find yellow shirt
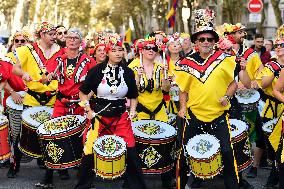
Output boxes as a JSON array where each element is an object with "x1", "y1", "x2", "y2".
[
  {"x1": 13, "y1": 43, "x2": 60, "y2": 106},
  {"x1": 128, "y1": 58, "x2": 168, "y2": 122},
  {"x1": 256, "y1": 60, "x2": 284, "y2": 118},
  {"x1": 174, "y1": 51, "x2": 236, "y2": 122}
]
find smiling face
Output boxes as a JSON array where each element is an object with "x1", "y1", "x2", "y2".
[
  {"x1": 232, "y1": 29, "x2": 246, "y2": 44},
  {"x1": 66, "y1": 32, "x2": 81, "y2": 50},
  {"x1": 56, "y1": 27, "x2": 67, "y2": 42},
  {"x1": 195, "y1": 33, "x2": 215, "y2": 54},
  {"x1": 108, "y1": 45, "x2": 124, "y2": 64},
  {"x1": 168, "y1": 41, "x2": 182, "y2": 54},
  {"x1": 95, "y1": 45, "x2": 106, "y2": 63},
  {"x1": 142, "y1": 44, "x2": 158, "y2": 61}
]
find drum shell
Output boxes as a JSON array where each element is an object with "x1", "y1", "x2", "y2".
[
  {"x1": 94, "y1": 151, "x2": 126, "y2": 179},
  {"x1": 0, "y1": 120, "x2": 11, "y2": 162},
  {"x1": 38, "y1": 125, "x2": 84, "y2": 169},
  {"x1": 6, "y1": 107, "x2": 22, "y2": 143},
  {"x1": 232, "y1": 131, "x2": 252, "y2": 172},
  {"x1": 19, "y1": 120, "x2": 42, "y2": 158},
  {"x1": 135, "y1": 136, "x2": 176, "y2": 174},
  {"x1": 239, "y1": 102, "x2": 259, "y2": 113},
  {"x1": 188, "y1": 149, "x2": 223, "y2": 179}
]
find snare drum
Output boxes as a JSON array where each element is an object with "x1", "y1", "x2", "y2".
[
  {"x1": 235, "y1": 89, "x2": 260, "y2": 112},
  {"x1": 37, "y1": 115, "x2": 86, "y2": 169},
  {"x1": 6, "y1": 91, "x2": 25, "y2": 143},
  {"x1": 186, "y1": 134, "x2": 223, "y2": 179},
  {"x1": 132, "y1": 120, "x2": 177, "y2": 174},
  {"x1": 93, "y1": 135, "x2": 126, "y2": 179},
  {"x1": 19, "y1": 106, "x2": 53, "y2": 158},
  {"x1": 0, "y1": 115, "x2": 10, "y2": 162},
  {"x1": 230, "y1": 119, "x2": 252, "y2": 172}
]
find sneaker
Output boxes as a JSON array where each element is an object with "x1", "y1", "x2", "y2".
[
  {"x1": 247, "y1": 167, "x2": 257, "y2": 178},
  {"x1": 191, "y1": 177, "x2": 202, "y2": 188},
  {"x1": 240, "y1": 179, "x2": 254, "y2": 189},
  {"x1": 7, "y1": 166, "x2": 18, "y2": 178},
  {"x1": 35, "y1": 181, "x2": 54, "y2": 189},
  {"x1": 162, "y1": 178, "x2": 176, "y2": 189}
]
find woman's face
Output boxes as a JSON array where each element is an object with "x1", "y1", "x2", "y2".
[
  {"x1": 13, "y1": 35, "x2": 28, "y2": 49},
  {"x1": 168, "y1": 41, "x2": 182, "y2": 54},
  {"x1": 108, "y1": 45, "x2": 124, "y2": 64},
  {"x1": 95, "y1": 46, "x2": 106, "y2": 63}
]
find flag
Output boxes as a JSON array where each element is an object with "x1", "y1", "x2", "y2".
[
  {"x1": 124, "y1": 28, "x2": 132, "y2": 43},
  {"x1": 165, "y1": 0, "x2": 178, "y2": 28}
]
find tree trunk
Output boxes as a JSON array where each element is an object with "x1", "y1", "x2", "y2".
[
  {"x1": 257, "y1": 3, "x2": 266, "y2": 34},
  {"x1": 186, "y1": 0, "x2": 193, "y2": 34},
  {"x1": 178, "y1": 0, "x2": 184, "y2": 32},
  {"x1": 271, "y1": 0, "x2": 283, "y2": 27}
]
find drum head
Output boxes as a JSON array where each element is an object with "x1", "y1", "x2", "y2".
[
  {"x1": 132, "y1": 120, "x2": 177, "y2": 140},
  {"x1": 230, "y1": 119, "x2": 248, "y2": 138},
  {"x1": 186, "y1": 134, "x2": 220, "y2": 159},
  {"x1": 37, "y1": 115, "x2": 85, "y2": 135},
  {"x1": 93, "y1": 135, "x2": 126, "y2": 157},
  {"x1": 22, "y1": 106, "x2": 53, "y2": 128},
  {"x1": 262, "y1": 118, "x2": 278, "y2": 133},
  {"x1": 235, "y1": 89, "x2": 260, "y2": 104},
  {"x1": 0, "y1": 115, "x2": 8, "y2": 126},
  {"x1": 6, "y1": 91, "x2": 26, "y2": 111}
]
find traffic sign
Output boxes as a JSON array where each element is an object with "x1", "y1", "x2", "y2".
[
  {"x1": 249, "y1": 13, "x2": 262, "y2": 23},
  {"x1": 248, "y1": 0, "x2": 263, "y2": 13}
]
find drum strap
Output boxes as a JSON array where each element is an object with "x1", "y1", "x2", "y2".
[
  {"x1": 136, "y1": 100, "x2": 166, "y2": 120},
  {"x1": 27, "y1": 89, "x2": 56, "y2": 106},
  {"x1": 94, "y1": 116, "x2": 121, "y2": 134}
]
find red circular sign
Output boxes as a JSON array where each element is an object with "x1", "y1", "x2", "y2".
[{"x1": 248, "y1": 0, "x2": 263, "y2": 13}]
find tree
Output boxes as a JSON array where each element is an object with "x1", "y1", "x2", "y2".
[{"x1": 271, "y1": 0, "x2": 283, "y2": 27}]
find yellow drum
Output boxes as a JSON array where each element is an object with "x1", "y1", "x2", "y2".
[
  {"x1": 93, "y1": 135, "x2": 126, "y2": 179},
  {"x1": 186, "y1": 134, "x2": 223, "y2": 179}
]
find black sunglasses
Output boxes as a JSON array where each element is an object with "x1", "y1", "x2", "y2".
[
  {"x1": 144, "y1": 46, "x2": 158, "y2": 52},
  {"x1": 14, "y1": 39, "x2": 26, "y2": 44},
  {"x1": 197, "y1": 37, "x2": 215, "y2": 43},
  {"x1": 274, "y1": 43, "x2": 284, "y2": 48},
  {"x1": 57, "y1": 31, "x2": 67, "y2": 35}
]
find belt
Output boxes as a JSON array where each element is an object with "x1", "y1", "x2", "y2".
[{"x1": 27, "y1": 89, "x2": 56, "y2": 106}]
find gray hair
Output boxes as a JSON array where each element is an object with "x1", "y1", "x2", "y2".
[{"x1": 67, "y1": 28, "x2": 83, "y2": 41}]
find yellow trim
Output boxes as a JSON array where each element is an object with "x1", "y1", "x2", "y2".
[
  {"x1": 0, "y1": 152, "x2": 11, "y2": 161},
  {"x1": 18, "y1": 146, "x2": 42, "y2": 158}
]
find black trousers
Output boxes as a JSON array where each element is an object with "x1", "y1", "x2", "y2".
[
  {"x1": 74, "y1": 147, "x2": 147, "y2": 189},
  {"x1": 176, "y1": 112, "x2": 239, "y2": 189}
]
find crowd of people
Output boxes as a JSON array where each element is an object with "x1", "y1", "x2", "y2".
[{"x1": 1, "y1": 8, "x2": 284, "y2": 189}]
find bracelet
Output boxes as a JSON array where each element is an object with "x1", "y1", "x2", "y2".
[{"x1": 224, "y1": 95, "x2": 232, "y2": 101}]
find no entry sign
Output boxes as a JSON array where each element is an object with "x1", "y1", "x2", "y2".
[{"x1": 248, "y1": 0, "x2": 263, "y2": 13}]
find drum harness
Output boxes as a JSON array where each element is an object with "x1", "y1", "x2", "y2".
[{"x1": 136, "y1": 100, "x2": 166, "y2": 120}]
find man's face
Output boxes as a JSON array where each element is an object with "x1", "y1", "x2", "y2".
[
  {"x1": 265, "y1": 41, "x2": 273, "y2": 51},
  {"x1": 41, "y1": 30, "x2": 56, "y2": 47},
  {"x1": 195, "y1": 33, "x2": 215, "y2": 54},
  {"x1": 254, "y1": 37, "x2": 264, "y2": 49},
  {"x1": 182, "y1": 38, "x2": 191, "y2": 50},
  {"x1": 233, "y1": 29, "x2": 246, "y2": 44},
  {"x1": 66, "y1": 33, "x2": 81, "y2": 50},
  {"x1": 56, "y1": 27, "x2": 67, "y2": 42}
]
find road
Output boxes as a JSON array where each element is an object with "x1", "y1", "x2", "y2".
[{"x1": 0, "y1": 159, "x2": 272, "y2": 189}]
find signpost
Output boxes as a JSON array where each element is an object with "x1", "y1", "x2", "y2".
[{"x1": 248, "y1": 0, "x2": 263, "y2": 23}]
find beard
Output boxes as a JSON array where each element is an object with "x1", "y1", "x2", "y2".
[{"x1": 57, "y1": 40, "x2": 66, "y2": 48}]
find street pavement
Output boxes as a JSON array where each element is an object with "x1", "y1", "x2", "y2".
[{"x1": 0, "y1": 159, "x2": 273, "y2": 189}]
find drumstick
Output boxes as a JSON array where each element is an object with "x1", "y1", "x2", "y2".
[{"x1": 161, "y1": 44, "x2": 168, "y2": 80}]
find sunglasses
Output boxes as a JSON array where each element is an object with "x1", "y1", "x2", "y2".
[
  {"x1": 14, "y1": 39, "x2": 26, "y2": 44},
  {"x1": 274, "y1": 43, "x2": 284, "y2": 48},
  {"x1": 197, "y1": 37, "x2": 215, "y2": 43},
  {"x1": 144, "y1": 46, "x2": 158, "y2": 52},
  {"x1": 57, "y1": 31, "x2": 67, "y2": 35}
]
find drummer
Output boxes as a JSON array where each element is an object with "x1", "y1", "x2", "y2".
[
  {"x1": 75, "y1": 33, "x2": 146, "y2": 189},
  {"x1": 255, "y1": 37, "x2": 284, "y2": 188},
  {"x1": 10, "y1": 22, "x2": 63, "y2": 179},
  {"x1": 128, "y1": 36, "x2": 175, "y2": 188},
  {"x1": 89, "y1": 32, "x2": 107, "y2": 64},
  {"x1": 35, "y1": 28, "x2": 96, "y2": 189},
  {"x1": 175, "y1": 9, "x2": 239, "y2": 189},
  {"x1": 1, "y1": 30, "x2": 28, "y2": 178},
  {"x1": 271, "y1": 39, "x2": 284, "y2": 189}
]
